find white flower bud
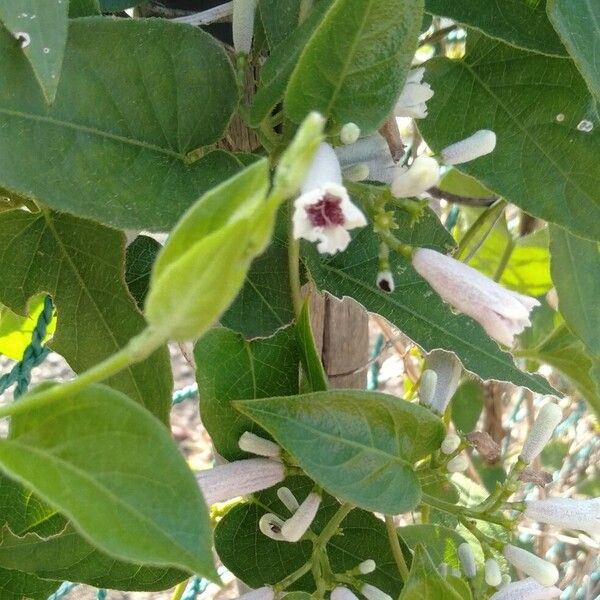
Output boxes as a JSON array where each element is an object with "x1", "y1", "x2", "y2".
[
  {"x1": 447, "y1": 454, "x2": 468, "y2": 473},
  {"x1": 425, "y1": 350, "x2": 462, "y2": 414},
  {"x1": 277, "y1": 487, "x2": 300, "y2": 513},
  {"x1": 196, "y1": 458, "x2": 285, "y2": 505},
  {"x1": 233, "y1": 0, "x2": 259, "y2": 54},
  {"x1": 340, "y1": 123, "x2": 361, "y2": 145},
  {"x1": 441, "y1": 130, "x2": 497, "y2": 165},
  {"x1": 331, "y1": 587, "x2": 359, "y2": 600},
  {"x1": 458, "y1": 543, "x2": 477, "y2": 578},
  {"x1": 500, "y1": 574, "x2": 512, "y2": 588},
  {"x1": 376, "y1": 270, "x2": 395, "y2": 293},
  {"x1": 391, "y1": 155, "x2": 440, "y2": 198},
  {"x1": 343, "y1": 163, "x2": 370, "y2": 182},
  {"x1": 239, "y1": 432, "x2": 281, "y2": 457},
  {"x1": 451, "y1": 568, "x2": 461, "y2": 578},
  {"x1": 358, "y1": 559, "x2": 376, "y2": 574},
  {"x1": 259, "y1": 513, "x2": 287, "y2": 541},
  {"x1": 437, "y1": 562, "x2": 448, "y2": 577},
  {"x1": 419, "y1": 369, "x2": 438, "y2": 407},
  {"x1": 361, "y1": 583, "x2": 392, "y2": 600},
  {"x1": 490, "y1": 577, "x2": 561, "y2": 600},
  {"x1": 485, "y1": 558, "x2": 502, "y2": 587},
  {"x1": 520, "y1": 402, "x2": 563, "y2": 463},
  {"x1": 281, "y1": 492, "x2": 321, "y2": 542},
  {"x1": 441, "y1": 432, "x2": 461, "y2": 455},
  {"x1": 503, "y1": 545, "x2": 559, "y2": 587},
  {"x1": 237, "y1": 586, "x2": 275, "y2": 600}
]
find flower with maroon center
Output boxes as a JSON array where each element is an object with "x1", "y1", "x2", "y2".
[{"x1": 305, "y1": 193, "x2": 345, "y2": 228}]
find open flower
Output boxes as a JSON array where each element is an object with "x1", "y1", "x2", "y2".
[
  {"x1": 490, "y1": 577, "x2": 561, "y2": 600},
  {"x1": 391, "y1": 155, "x2": 440, "y2": 198},
  {"x1": 293, "y1": 143, "x2": 367, "y2": 254},
  {"x1": 395, "y1": 67, "x2": 434, "y2": 119},
  {"x1": 525, "y1": 497, "x2": 600, "y2": 541},
  {"x1": 412, "y1": 248, "x2": 539, "y2": 346}
]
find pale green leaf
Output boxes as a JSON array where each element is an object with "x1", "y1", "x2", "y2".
[{"x1": 400, "y1": 525, "x2": 466, "y2": 569}]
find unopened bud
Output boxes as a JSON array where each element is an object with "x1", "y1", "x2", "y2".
[
  {"x1": 500, "y1": 574, "x2": 511, "y2": 588},
  {"x1": 441, "y1": 130, "x2": 496, "y2": 165},
  {"x1": 458, "y1": 543, "x2": 477, "y2": 578},
  {"x1": 391, "y1": 155, "x2": 440, "y2": 198},
  {"x1": 437, "y1": 562, "x2": 448, "y2": 577},
  {"x1": 419, "y1": 369, "x2": 438, "y2": 407},
  {"x1": 451, "y1": 568, "x2": 461, "y2": 578},
  {"x1": 340, "y1": 123, "x2": 361, "y2": 145},
  {"x1": 503, "y1": 545, "x2": 559, "y2": 586},
  {"x1": 281, "y1": 492, "x2": 321, "y2": 542},
  {"x1": 361, "y1": 583, "x2": 392, "y2": 600},
  {"x1": 441, "y1": 432, "x2": 461, "y2": 455},
  {"x1": 343, "y1": 163, "x2": 370, "y2": 182},
  {"x1": 277, "y1": 487, "x2": 299, "y2": 513},
  {"x1": 237, "y1": 587, "x2": 274, "y2": 600},
  {"x1": 466, "y1": 431, "x2": 501, "y2": 462},
  {"x1": 259, "y1": 513, "x2": 287, "y2": 541},
  {"x1": 376, "y1": 271, "x2": 395, "y2": 293},
  {"x1": 425, "y1": 350, "x2": 462, "y2": 414},
  {"x1": 485, "y1": 559, "x2": 502, "y2": 587},
  {"x1": 331, "y1": 587, "x2": 359, "y2": 600},
  {"x1": 358, "y1": 559, "x2": 376, "y2": 574},
  {"x1": 520, "y1": 402, "x2": 562, "y2": 463},
  {"x1": 447, "y1": 454, "x2": 468, "y2": 473},
  {"x1": 232, "y1": 0, "x2": 259, "y2": 54},
  {"x1": 239, "y1": 432, "x2": 280, "y2": 457}
]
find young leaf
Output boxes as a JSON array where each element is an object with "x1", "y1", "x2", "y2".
[
  {"x1": 284, "y1": 0, "x2": 423, "y2": 133},
  {"x1": 0, "y1": 209, "x2": 173, "y2": 423},
  {"x1": 297, "y1": 300, "x2": 328, "y2": 392},
  {"x1": 235, "y1": 391, "x2": 445, "y2": 513},
  {"x1": 195, "y1": 326, "x2": 300, "y2": 461},
  {"x1": 420, "y1": 32, "x2": 600, "y2": 241},
  {"x1": 0, "y1": 384, "x2": 216, "y2": 578},
  {"x1": 0, "y1": 0, "x2": 69, "y2": 104},
  {"x1": 399, "y1": 525, "x2": 466, "y2": 569},
  {"x1": 0, "y1": 18, "x2": 240, "y2": 230}
]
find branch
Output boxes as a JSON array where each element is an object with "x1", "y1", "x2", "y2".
[{"x1": 428, "y1": 186, "x2": 498, "y2": 207}]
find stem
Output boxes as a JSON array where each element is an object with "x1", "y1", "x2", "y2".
[
  {"x1": 385, "y1": 515, "x2": 409, "y2": 582},
  {"x1": 421, "y1": 494, "x2": 512, "y2": 528},
  {"x1": 456, "y1": 200, "x2": 505, "y2": 262},
  {"x1": 170, "y1": 581, "x2": 187, "y2": 600},
  {"x1": 492, "y1": 238, "x2": 515, "y2": 282},
  {"x1": 276, "y1": 561, "x2": 314, "y2": 591},
  {"x1": 288, "y1": 200, "x2": 303, "y2": 319},
  {"x1": 315, "y1": 503, "x2": 354, "y2": 548}
]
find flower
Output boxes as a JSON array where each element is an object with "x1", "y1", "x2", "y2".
[
  {"x1": 525, "y1": 497, "x2": 600, "y2": 541},
  {"x1": 358, "y1": 559, "x2": 376, "y2": 574},
  {"x1": 376, "y1": 270, "x2": 395, "y2": 293},
  {"x1": 412, "y1": 248, "x2": 540, "y2": 346},
  {"x1": 485, "y1": 559, "x2": 502, "y2": 587},
  {"x1": 239, "y1": 431, "x2": 281, "y2": 458},
  {"x1": 391, "y1": 155, "x2": 440, "y2": 198},
  {"x1": 441, "y1": 432, "x2": 461, "y2": 455},
  {"x1": 281, "y1": 491, "x2": 322, "y2": 542},
  {"x1": 196, "y1": 458, "x2": 285, "y2": 505},
  {"x1": 503, "y1": 545, "x2": 559, "y2": 587},
  {"x1": 236, "y1": 586, "x2": 275, "y2": 600},
  {"x1": 233, "y1": 0, "x2": 259, "y2": 54},
  {"x1": 340, "y1": 123, "x2": 361, "y2": 145},
  {"x1": 458, "y1": 542, "x2": 477, "y2": 578},
  {"x1": 361, "y1": 583, "x2": 392, "y2": 600},
  {"x1": 394, "y1": 67, "x2": 434, "y2": 119},
  {"x1": 424, "y1": 350, "x2": 462, "y2": 413},
  {"x1": 441, "y1": 130, "x2": 497, "y2": 165},
  {"x1": 520, "y1": 402, "x2": 563, "y2": 463},
  {"x1": 489, "y1": 577, "x2": 561, "y2": 600},
  {"x1": 331, "y1": 587, "x2": 359, "y2": 600},
  {"x1": 335, "y1": 133, "x2": 396, "y2": 184},
  {"x1": 293, "y1": 143, "x2": 367, "y2": 254},
  {"x1": 259, "y1": 513, "x2": 288, "y2": 541},
  {"x1": 277, "y1": 486, "x2": 300, "y2": 513}
]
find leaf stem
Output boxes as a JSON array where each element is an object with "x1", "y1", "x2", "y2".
[
  {"x1": 288, "y1": 200, "x2": 303, "y2": 319},
  {"x1": 170, "y1": 581, "x2": 188, "y2": 600},
  {"x1": 315, "y1": 503, "x2": 354, "y2": 548},
  {"x1": 384, "y1": 515, "x2": 409, "y2": 582}
]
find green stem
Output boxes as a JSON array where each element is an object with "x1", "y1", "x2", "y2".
[
  {"x1": 315, "y1": 503, "x2": 354, "y2": 548},
  {"x1": 288, "y1": 200, "x2": 303, "y2": 319},
  {"x1": 457, "y1": 200, "x2": 506, "y2": 262},
  {"x1": 385, "y1": 515, "x2": 409, "y2": 582},
  {"x1": 492, "y1": 238, "x2": 515, "y2": 282},
  {"x1": 170, "y1": 581, "x2": 188, "y2": 600},
  {"x1": 421, "y1": 494, "x2": 512, "y2": 528},
  {"x1": 276, "y1": 561, "x2": 314, "y2": 591}
]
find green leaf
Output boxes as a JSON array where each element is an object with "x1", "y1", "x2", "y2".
[
  {"x1": 195, "y1": 326, "x2": 300, "y2": 461},
  {"x1": 425, "y1": 0, "x2": 565, "y2": 56},
  {"x1": 399, "y1": 525, "x2": 466, "y2": 569},
  {"x1": 0, "y1": 384, "x2": 215, "y2": 578},
  {"x1": 99, "y1": 0, "x2": 145, "y2": 10},
  {"x1": 0, "y1": 209, "x2": 173, "y2": 423},
  {"x1": 0, "y1": 0, "x2": 69, "y2": 103},
  {"x1": 68, "y1": 0, "x2": 101, "y2": 17},
  {"x1": 235, "y1": 391, "x2": 445, "y2": 513},
  {"x1": 125, "y1": 235, "x2": 162, "y2": 310},
  {"x1": 398, "y1": 545, "x2": 466, "y2": 600},
  {"x1": 259, "y1": 0, "x2": 301, "y2": 47},
  {"x1": 549, "y1": 226, "x2": 600, "y2": 355},
  {"x1": 297, "y1": 300, "x2": 328, "y2": 392},
  {"x1": 0, "y1": 18, "x2": 240, "y2": 230},
  {"x1": 303, "y1": 195, "x2": 554, "y2": 393},
  {"x1": 548, "y1": 0, "x2": 600, "y2": 100},
  {"x1": 450, "y1": 381, "x2": 484, "y2": 433},
  {"x1": 284, "y1": 0, "x2": 424, "y2": 133},
  {"x1": 0, "y1": 566, "x2": 57, "y2": 600},
  {"x1": 420, "y1": 33, "x2": 600, "y2": 241}
]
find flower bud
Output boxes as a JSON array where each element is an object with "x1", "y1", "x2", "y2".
[
  {"x1": 485, "y1": 558, "x2": 502, "y2": 587},
  {"x1": 394, "y1": 67, "x2": 434, "y2": 119},
  {"x1": 441, "y1": 130, "x2": 497, "y2": 165},
  {"x1": 458, "y1": 543, "x2": 477, "y2": 578},
  {"x1": 259, "y1": 513, "x2": 287, "y2": 541},
  {"x1": 233, "y1": 0, "x2": 259, "y2": 54},
  {"x1": 239, "y1": 432, "x2": 281, "y2": 458},
  {"x1": 490, "y1": 577, "x2": 561, "y2": 600},
  {"x1": 376, "y1": 271, "x2": 395, "y2": 293},
  {"x1": 237, "y1": 587, "x2": 275, "y2": 600},
  {"x1": 419, "y1": 369, "x2": 438, "y2": 407},
  {"x1": 277, "y1": 487, "x2": 300, "y2": 513},
  {"x1": 438, "y1": 562, "x2": 448, "y2": 577},
  {"x1": 500, "y1": 574, "x2": 511, "y2": 588},
  {"x1": 520, "y1": 402, "x2": 563, "y2": 463},
  {"x1": 281, "y1": 492, "x2": 322, "y2": 542},
  {"x1": 424, "y1": 350, "x2": 462, "y2": 414},
  {"x1": 361, "y1": 583, "x2": 392, "y2": 600},
  {"x1": 391, "y1": 155, "x2": 440, "y2": 198},
  {"x1": 441, "y1": 432, "x2": 461, "y2": 455},
  {"x1": 340, "y1": 123, "x2": 361, "y2": 145},
  {"x1": 358, "y1": 559, "x2": 376, "y2": 574},
  {"x1": 447, "y1": 454, "x2": 468, "y2": 473},
  {"x1": 343, "y1": 163, "x2": 370, "y2": 182},
  {"x1": 503, "y1": 545, "x2": 559, "y2": 586},
  {"x1": 331, "y1": 587, "x2": 359, "y2": 600}
]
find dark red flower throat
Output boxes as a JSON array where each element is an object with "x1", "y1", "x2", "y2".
[{"x1": 305, "y1": 193, "x2": 345, "y2": 228}]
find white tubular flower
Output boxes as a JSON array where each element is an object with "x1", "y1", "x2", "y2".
[
  {"x1": 361, "y1": 583, "x2": 392, "y2": 600},
  {"x1": 281, "y1": 492, "x2": 322, "y2": 542},
  {"x1": 335, "y1": 133, "x2": 396, "y2": 184},
  {"x1": 331, "y1": 587, "x2": 360, "y2": 600},
  {"x1": 376, "y1": 270, "x2": 395, "y2": 293},
  {"x1": 340, "y1": 122, "x2": 361, "y2": 145},
  {"x1": 394, "y1": 67, "x2": 434, "y2": 119},
  {"x1": 503, "y1": 545, "x2": 559, "y2": 587},
  {"x1": 237, "y1": 586, "x2": 275, "y2": 600},
  {"x1": 196, "y1": 458, "x2": 285, "y2": 505},
  {"x1": 489, "y1": 577, "x2": 561, "y2": 600},
  {"x1": 294, "y1": 143, "x2": 367, "y2": 255},
  {"x1": 277, "y1": 487, "x2": 300, "y2": 513},
  {"x1": 485, "y1": 558, "x2": 502, "y2": 587},
  {"x1": 391, "y1": 155, "x2": 440, "y2": 198},
  {"x1": 425, "y1": 350, "x2": 462, "y2": 414},
  {"x1": 520, "y1": 402, "x2": 563, "y2": 463},
  {"x1": 419, "y1": 369, "x2": 438, "y2": 407},
  {"x1": 239, "y1": 431, "x2": 281, "y2": 458},
  {"x1": 259, "y1": 513, "x2": 288, "y2": 541},
  {"x1": 458, "y1": 543, "x2": 477, "y2": 578},
  {"x1": 441, "y1": 432, "x2": 461, "y2": 455},
  {"x1": 441, "y1": 130, "x2": 497, "y2": 165},
  {"x1": 358, "y1": 559, "x2": 376, "y2": 574},
  {"x1": 233, "y1": 0, "x2": 259, "y2": 54},
  {"x1": 412, "y1": 248, "x2": 540, "y2": 347},
  {"x1": 525, "y1": 497, "x2": 600, "y2": 541},
  {"x1": 447, "y1": 454, "x2": 468, "y2": 473}
]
